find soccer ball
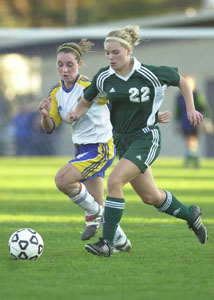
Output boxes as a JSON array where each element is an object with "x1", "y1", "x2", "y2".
[{"x1": 8, "y1": 228, "x2": 44, "y2": 260}]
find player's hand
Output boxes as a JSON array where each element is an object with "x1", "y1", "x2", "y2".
[
  {"x1": 187, "y1": 110, "x2": 203, "y2": 127},
  {"x1": 66, "y1": 110, "x2": 77, "y2": 124},
  {"x1": 38, "y1": 97, "x2": 52, "y2": 117},
  {"x1": 158, "y1": 111, "x2": 172, "y2": 124}
]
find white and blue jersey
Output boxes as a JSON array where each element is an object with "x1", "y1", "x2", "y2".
[{"x1": 48, "y1": 74, "x2": 115, "y2": 180}]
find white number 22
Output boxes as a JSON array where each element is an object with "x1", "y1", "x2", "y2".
[{"x1": 129, "y1": 87, "x2": 150, "y2": 103}]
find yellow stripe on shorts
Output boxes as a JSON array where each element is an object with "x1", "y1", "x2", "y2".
[{"x1": 71, "y1": 138, "x2": 114, "y2": 179}]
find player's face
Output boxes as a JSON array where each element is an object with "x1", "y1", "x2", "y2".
[
  {"x1": 56, "y1": 52, "x2": 82, "y2": 88},
  {"x1": 104, "y1": 41, "x2": 131, "y2": 73}
]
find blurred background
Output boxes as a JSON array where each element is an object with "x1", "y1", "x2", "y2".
[{"x1": 0, "y1": 0, "x2": 214, "y2": 161}]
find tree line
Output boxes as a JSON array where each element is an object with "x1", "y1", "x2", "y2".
[{"x1": 0, "y1": 0, "x2": 201, "y2": 27}]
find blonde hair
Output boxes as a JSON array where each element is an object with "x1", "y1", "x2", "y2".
[
  {"x1": 57, "y1": 39, "x2": 94, "y2": 62},
  {"x1": 105, "y1": 25, "x2": 140, "y2": 49}
]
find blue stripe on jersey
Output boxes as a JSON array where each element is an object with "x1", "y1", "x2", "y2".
[{"x1": 80, "y1": 76, "x2": 91, "y2": 82}]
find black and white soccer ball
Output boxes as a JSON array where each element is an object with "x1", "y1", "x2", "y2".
[{"x1": 8, "y1": 228, "x2": 44, "y2": 260}]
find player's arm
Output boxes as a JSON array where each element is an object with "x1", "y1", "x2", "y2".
[
  {"x1": 178, "y1": 75, "x2": 203, "y2": 127},
  {"x1": 66, "y1": 72, "x2": 101, "y2": 124},
  {"x1": 38, "y1": 97, "x2": 54, "y2": 133},
  {"x1": 66, "y1": 97, "x2": 93, "y2": 124}
]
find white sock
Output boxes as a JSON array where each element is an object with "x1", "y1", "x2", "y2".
[
  {"x1": 100, "y1": 220, "x2": 127, "y2": 246},
  {"x1": 113, "y1": 224, "x2": 127, "y2": 246},
  {"x1": 68, "y1": 183, "x2": 100, "y2": 216}
]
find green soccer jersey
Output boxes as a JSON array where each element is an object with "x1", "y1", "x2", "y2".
[{"x1": 84, "y1": 57, "x2": 180, "y2": 134}]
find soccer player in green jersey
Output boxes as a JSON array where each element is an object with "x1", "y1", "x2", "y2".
[{"x1": 66, "y1": 26, "x2": 208, "y2": 257}]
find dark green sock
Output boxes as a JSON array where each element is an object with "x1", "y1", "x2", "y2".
[
  {"x1": 156, "y1": 190, "x2": 192, "y2": 222},
  {"x1": 103, "y1": 197, "x2": 125, "y2": 245}
]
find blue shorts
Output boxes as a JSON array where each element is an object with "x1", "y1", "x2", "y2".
[{"x1": 69, "y1": 137, "x2": 115, "y2": 182}]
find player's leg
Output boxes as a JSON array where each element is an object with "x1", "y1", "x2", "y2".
[
  {"x1": 84, "y1": 176, "x2": 104, "y2": 206},
  {"x1": 130, "y1": 166, "x2": 190, "y2": 213},
  {"x1": 85, "y1": 177, "x2": 131, "y2": 251},
  {"x1": 80, "y1": 177, "x2": 104, "y2": 240},
  {"x1": 55, "y1": 163, "x2": 101, "y2": 216},
  {"x1": 55, "y1": 163, "x2": 103, "y2": 240},
  {"x1": 55, "y1": 162, "x2": 83, "y2": 195},
  {"x1": 85, "y1": 157, "x2": 139, "y2": 256},
  {"x1": 103, "y1": 157, "x2": 140, "y2": 245},
  {"x1": 130, "y1": 167, "x2": 207, "y2": 243},
  {"x1": 61, "y1": 138, "x2": 116, "y2": 240},
  {"x1": 85, "y1": 128, "x2": 156, "y2": 257},
  {"x1": 112, "y1": 225, "x2": 132, "y2": 254},
  {"x1": 95, "y1": 131, "x2": 158, "y2": 251}
]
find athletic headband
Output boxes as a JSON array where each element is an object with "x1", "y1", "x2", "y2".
[
  {"x1": 57, "y1": 46, "x2": 80, "y2": 56},
  {"x1": 105, "y1": 37, "x2": 131, "y2": 47}
]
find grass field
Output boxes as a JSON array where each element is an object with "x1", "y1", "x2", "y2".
[{"x1": 0, "y1": 156, "x2": 214, "y2": 300}]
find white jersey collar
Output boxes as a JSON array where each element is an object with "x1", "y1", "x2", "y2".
[{"x1": 109, "y1": 57, "x2": 141, "y2": 81}]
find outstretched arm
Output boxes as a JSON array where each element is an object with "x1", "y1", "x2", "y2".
[
  {"x1": 66, "y1": 98, "x2": 93, "y2": 123},
  {"x1": 179, "y1": 76, "x2": 203, "y2": 126}
]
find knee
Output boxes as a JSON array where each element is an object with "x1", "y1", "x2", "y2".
[
  {"x1": 55, "y1": 172, "x2": 66, "y2": 192},
  {"x1": 141, "y1": 192, "x2": 161, "y2": 206},
  {"x1": 107, "y1": 176, "x2": 122, "y2": 194},
  {"x1": 141, "y1": 193, "x2": 154, "y2": 205}
]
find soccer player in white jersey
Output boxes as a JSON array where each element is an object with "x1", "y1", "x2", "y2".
[
  {"x1": 66, "y1": 26, "x2": 208, "y2": 257},
  {"x1": 38, "y1": 39, "x2": 131, "y2": 252}
]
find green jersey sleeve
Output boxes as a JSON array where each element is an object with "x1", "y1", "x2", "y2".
[
  {"x1": 83, "y1": 71, "x2": 100, "y2": 102},
  {"x1": 157, "y1": 66, "x2": 180, "y2": 86},
  {"x1": 145, "y1": 64, "x2": 180, "y2": 87}
]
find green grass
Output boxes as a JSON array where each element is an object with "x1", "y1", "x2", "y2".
[{"x1": 0, "y1": 156, "x2": 214, "y2": 300}]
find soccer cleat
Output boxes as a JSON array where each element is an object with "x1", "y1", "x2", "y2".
[
  {"x1": 187, "y1": 205, "x2": 208, "y2": 244},
  {"x1": 85, "y1": 238, "x2": 113, "y2": 257},
  {"x1": 81, "y1": 205, "x2": 103, "y2": 241},
  {"x1": 113, "y1": 238, "x2": 132, "y2": 254}
]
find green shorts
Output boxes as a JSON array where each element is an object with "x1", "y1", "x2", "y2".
[{"x1": 113, "y1": 126, "x2": 161, "y2": 173}]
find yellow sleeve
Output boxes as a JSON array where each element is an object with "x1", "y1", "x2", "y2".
[
  {"x1": 97, "y1": 96, "x2": 107, "y2": 105},
  {"x1": 49, "y1": 89, "x2": 62, "y2": 128},
  {"x1": 78, "y1": 76, "x2": 108, "y2": 106}
]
